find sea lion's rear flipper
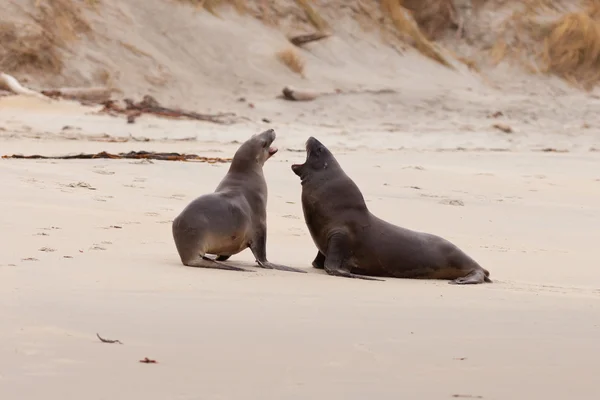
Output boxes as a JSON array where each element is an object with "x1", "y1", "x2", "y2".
[
  {"x1": 324, "y1": 233, "x2": 385, "y2": 282},
  {"x1": 185, "y1": 256, "x2": 253, "y2": 272},
  {"x1": 326, "y1": 268, "x2": 384, "y2": 281},
  {"x1": 448, "y1": 269, "x2": 488, "y2": 285},
  {"x1": 256, "y1": 260, "x2": 307, "y2": 274}
]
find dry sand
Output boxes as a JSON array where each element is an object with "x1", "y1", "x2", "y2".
[
  {"x1": 2, "y1": 94, "x2": 600, "y2": 400},
  {"x1": 2, "y1": 1, "x2": 600, "y2": 399}
]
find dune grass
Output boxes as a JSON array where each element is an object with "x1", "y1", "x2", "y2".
[
  {"x1": 400, "y1": 0, "x2": 459, "y2": 41},
  {"x1": 276, "y1": 48, "x2": 305, "y2": 76},
  {"x1": 0, "y1": 0, "x2": 92, "y2": 75},
  {"x1": 540, "y1": 7, "x2": 600, "y2": 89},
  {"x1": 381, "y1": 0, "x2": 453, "y2": 68},
  {"x1": 491, "y1": 0, "x2": 600, "y2": 89}
]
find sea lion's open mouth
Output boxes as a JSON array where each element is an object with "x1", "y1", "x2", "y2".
[{"x1": 268, "y1": 146, "x2": 278, "y2": 157}]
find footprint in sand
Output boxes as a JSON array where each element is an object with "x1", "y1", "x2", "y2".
[
  {"x1": 38, "y1": 247, "x2": 56, "y2": 252},
  {"x1": 93, "y1": 195, "x2": 113, "y2": 202},
  {"x1": 420, "y1": 193, "x2": 442, "y2": 199},
  {"x1": 93, "y1": 170, "x2": 115, "y2": 176},
  {"x1": 40, "y1": 226, "x2": 61, "y2": 231},
  {"x1": 64, "y1": 182, "x2": 97, "y2": 190},
  {"x1": 89, "y1": 241, "x2": 113, "y2": 251},
  {"x1": 21, "y1": 257, "x2": 39, "y2": 262},
  {"x1": 144, "y1": 212, "x2": 160, "y2": 217},
  {"x1": 439, "y1": 199, "x2": 465, "y2": 206},
  {"x1": 130, "y1": 159, "x2": 154, "y2": 165},
  {"x1": 289, "y1": 227, "x2": 305, "y2": 237}
]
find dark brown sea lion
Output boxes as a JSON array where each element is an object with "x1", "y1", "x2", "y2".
[
  {"x1": 172, "y1": 128, "x2": 305, "y2": 273},
  {"x1": 291, "y1": 137, "x2": 492, "y2": 284}
]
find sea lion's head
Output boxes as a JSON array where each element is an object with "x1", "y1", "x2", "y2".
[
  {"x1": 233, "y1": 128, "x2": 278, "y2": 167},
  {"x1": 291, "y1": 136, "x2": 336, "y2": 181}
]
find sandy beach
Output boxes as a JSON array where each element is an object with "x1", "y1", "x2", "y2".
[
  {"x1": 2, "y1": 1, "x2": 600, "y2": 399},
  {"x1": 1, "y1": 94, "x2": 599, "y2": 399}
]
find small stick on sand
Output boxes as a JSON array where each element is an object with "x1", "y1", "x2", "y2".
[
  {"x1": 0, "y1": 72, "x2": 52, "y2": 102},
  {"x1": 96, "y1": 333, "x2": 123, "y2": 344},
  {"x1": 288, "y1": 32, "x2": 331, "y2": 47}
]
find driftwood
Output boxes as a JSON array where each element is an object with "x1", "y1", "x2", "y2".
[
  {"x1": 41, "y1": 87, "x2": 114, "y2": 103},
  {"x1": 491, "y1": 123, "x2": 513, "y2": 134},
  {"x1": 2, "y1": 150, "x2": 233, "y2": 163},
  {"x1": 0, "y1": 72, "x2": 51, "y2": 102},
  {"x1": 280, "y1": 86, "x2": 397, "y2": 102},
  {"x1": 99, "y1": 95, "x2": 240, "y2": 125},
  {"x1": 288, "y1": 32, "x2": 331, "y2": 47},
  {"x1": 281, "y1": 86, "x2": 321, "y2": 102}
]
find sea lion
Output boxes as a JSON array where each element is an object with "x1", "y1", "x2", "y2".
[
  {"x1": 291, "y1": 137, "x2": 492, "y2": 284},
  {"x1": 172, "y1": 128, "x2": 305, "y2": 274}
]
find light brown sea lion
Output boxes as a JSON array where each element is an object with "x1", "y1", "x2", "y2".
[{"x1": 172, "y1": 129, "x2": 305, "y2": 274}]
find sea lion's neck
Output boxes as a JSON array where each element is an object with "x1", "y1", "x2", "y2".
[
  {"x1": 229, "y1": 156, "x2": 263, "y2": 173},
  {"x1": 303, "y1": 171, "x2": 368, "y2": 211}
]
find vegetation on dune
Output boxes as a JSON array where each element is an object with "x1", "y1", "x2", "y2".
[
  {"x1": 276, "y1": 48, "x2": 306, "y2": 76},
  {"x1": 0, "y1": 0, "x2": 93, "y2": 76},
  {"x1": 485, "y1": 0, "x2": 600, "y2": 89},
  {"x1": 3, "y1": 0, "x2": 600, "y2": 91},
  {"x1": 539, "y1": 4, "x2": 600, "y2": 89}
]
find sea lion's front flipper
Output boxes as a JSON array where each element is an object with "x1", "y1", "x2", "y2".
[
  {"x1": 249, "y1": 226, "x2": 307, "y2": 274},
  {"x1": 324, "y1": 232, "x2": 384, "y2": 282},
  {"x1": 312, "y1": 251, "x2": 325, "y2": 269}
]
